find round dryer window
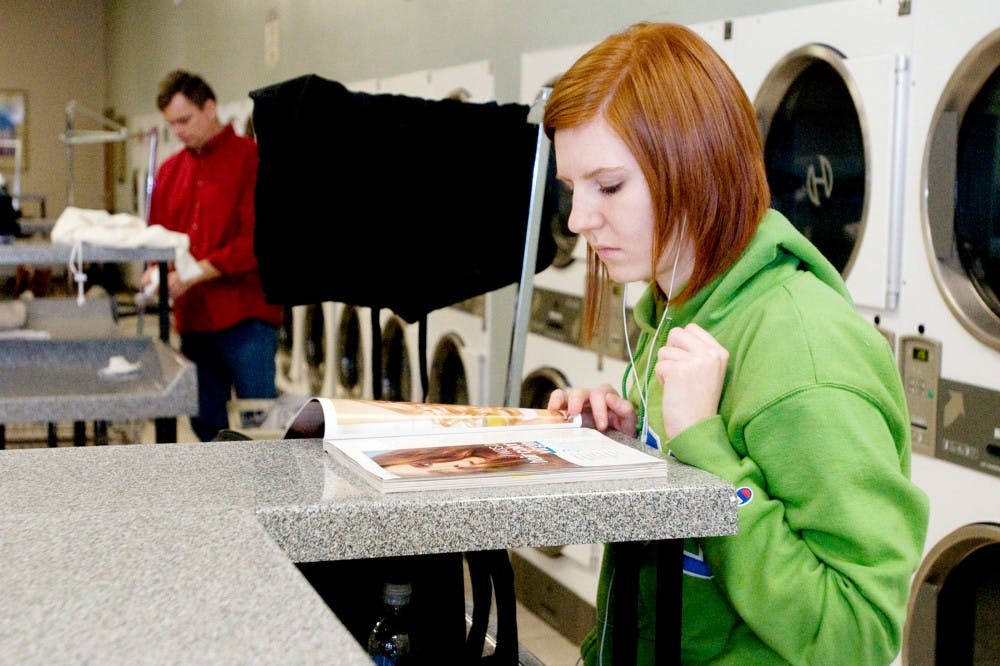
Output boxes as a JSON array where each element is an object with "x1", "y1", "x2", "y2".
[
  {"x1": 520, "y1": 367, "x2": 569, "y2": 410},
  {"x1": 956, "y1": 67, "x2": 1000, "y2": 317},
  {"x1": 336, "y1": 305, "x2": 363, "y2": 398},
  {"x1": 757, "y1": 45, "x2": 867, "y2": 276},
  {"x1": 304, "y1": 304, "x2": 325, "y2": 395},
  {"x1": 427, "y1": 332, "x2": 469, "y2": 406},
  {"x1": 904, "y1": 523, "x2": 1000, "y2": 663},
  {"x1": 924, "y1": 32, "x2": 1000, "y2": 350},
  {"x1": 380, "y1": 316, "x2": 412, "y2": 403}
]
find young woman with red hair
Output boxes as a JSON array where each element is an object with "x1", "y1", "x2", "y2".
[{"x1": 545, "y1": 22, "x2": 928, "y2": 665}]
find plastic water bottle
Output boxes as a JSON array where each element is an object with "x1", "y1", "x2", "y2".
[{"x1": 367, "y1": 582, "x2": 413, "y2": 665}]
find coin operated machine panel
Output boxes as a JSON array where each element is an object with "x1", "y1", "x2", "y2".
[{"x1": 899, "y1": 335, "x2": 941, "y2": 458}]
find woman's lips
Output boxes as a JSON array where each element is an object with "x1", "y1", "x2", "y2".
[{"x1": 594, "y1": 246, "x2": 619, "y2": 260}]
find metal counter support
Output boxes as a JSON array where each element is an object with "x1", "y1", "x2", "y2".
[
  {"x1": 155, "y1": 259, "x2": 176, "y2": 442},
  {"x1": 611, "y1": 539, "x2": 684, "y2": 663}
]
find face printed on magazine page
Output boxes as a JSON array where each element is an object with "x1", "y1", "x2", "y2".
[{"x1": 382, "y1": 456, "x2": 490, "y2": 477}]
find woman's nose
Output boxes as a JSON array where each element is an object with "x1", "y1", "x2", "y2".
[{"x1": 567, "y1": 200, "x2": 600, "y2": 234}]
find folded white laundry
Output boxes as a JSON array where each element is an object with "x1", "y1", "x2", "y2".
[{"x1": 51, "y1": 207, "x2": 203, "y2": 282}]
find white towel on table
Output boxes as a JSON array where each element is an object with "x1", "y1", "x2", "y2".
[{"x1": 51, "y1": 207, "x2": 203, "y2": 282}]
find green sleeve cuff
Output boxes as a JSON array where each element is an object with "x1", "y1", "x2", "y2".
[{"x1": 667, "y1": 415, "x2": 742, "y2": 479}]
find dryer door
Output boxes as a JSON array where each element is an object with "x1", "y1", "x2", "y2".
[
  {"x1": 335, "y1": 305, "x2": 363, "y2": 398},
  {"x1": 380, "y1": 316, "x2": 412, "y2": 403},
  {"x1": 427, "y1": 333, "x2": 470, "y2": 406},
  {"x1": 520, "y1": 367, "x2": 569, "y2": 410},
  {"x1": 904, "y1": 523, "x2": 1000, "y2": 664},
  {"x1": 756, "y1": 44, "x2": 904, "y2": 311},
  {"x1": 925, "y1": 33, "x2": 1000, "y2": 350}
]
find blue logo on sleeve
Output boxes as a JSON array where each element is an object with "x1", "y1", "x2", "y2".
[
  {"x1": 735, "y1": 487, "x2": 753, "y2": 506},
  {"x1": 683, "y1": 545, "x2": 713, "y2": 579}
]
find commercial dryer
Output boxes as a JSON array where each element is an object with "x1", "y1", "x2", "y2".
[
  {"x1": 425, "y1": 297, "x2": 487, "y2": 407},
  {"x1": 882, "y1": 2, "x2": 1000, "y2": 660},
  {"x1": 730, "y1": 0, "x2": 913, "y2": 313}
]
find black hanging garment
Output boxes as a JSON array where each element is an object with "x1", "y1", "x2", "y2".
[
  {"x1": 249, "y1": 74, "x2": 557, "y2": 323},
  {"x1": 0, "y1": 185, "x2": 21, "y2": 238}
]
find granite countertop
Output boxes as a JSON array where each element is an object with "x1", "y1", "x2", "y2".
[
  {"x1": 0, "y1": 236, "x2": 175, "y2": 265},
  {"x1": 0, "y1": 438, "x2": 737, "y2": 663}
]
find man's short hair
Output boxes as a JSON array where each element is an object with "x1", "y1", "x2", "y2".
[{"x1": 157, "y1": 70, "x2": 216, "y2": 111}]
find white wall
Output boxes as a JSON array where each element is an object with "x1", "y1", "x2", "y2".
[
  {"x1": 0, "y1": 0, "x2": 107, "y2": 214},
  {"x1": 105, "y1": 0, "x2": 823, "y2": 117}
]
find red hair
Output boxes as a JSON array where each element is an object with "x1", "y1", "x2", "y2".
[{"x1": 543, "y1": 22, "x2": 769, "y2": 341}]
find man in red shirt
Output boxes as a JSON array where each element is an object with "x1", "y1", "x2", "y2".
[{"x1": 144, "y1": 70, "x2": 282, "y2": 441}]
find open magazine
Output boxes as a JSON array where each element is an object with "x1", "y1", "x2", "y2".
[{"x1": 285, "y1": 398, "x2": 668, "y2": 493}]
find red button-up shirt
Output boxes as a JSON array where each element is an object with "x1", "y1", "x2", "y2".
[{"x1": 149, "y1": 125, "x2": 281, "y2": 334}]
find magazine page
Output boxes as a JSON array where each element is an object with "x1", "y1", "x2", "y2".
[
  {"x1": 284, "y1": 397, "x2": 580, "y2": 440},
  {"x1": 324, "y1": 427, "x2": 667, "y2": 493}
]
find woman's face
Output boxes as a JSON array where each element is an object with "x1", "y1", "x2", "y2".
[
  {"x1": 554, "y1": 116, "x2": 693, "y2": 292},
  {"x1": 384, "y1": 456, "x2": 488, "y2": 477}
]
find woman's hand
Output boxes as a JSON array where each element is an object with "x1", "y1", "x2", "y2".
[
  {"x1": 654, "y1": 323, "x2": 728, "y2": 438},
  {"x1": 547, "y1": 384, "x2": 637, "y2": 434}
]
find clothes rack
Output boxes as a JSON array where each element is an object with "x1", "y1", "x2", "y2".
[{"x1": 504, "y1": 86, "x2": 552, "y2": 409}]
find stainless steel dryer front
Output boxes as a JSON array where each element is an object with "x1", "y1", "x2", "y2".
[{"x1": 730, "y1": 0, "x2": 913, "y2": 314}]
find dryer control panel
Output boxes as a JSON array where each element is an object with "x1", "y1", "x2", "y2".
[
  {"x1": 899, "y1": 335, "x2": 941, "y2": 457},
  {"x1": 936, "y1": 378, "x2": 1000, "y2": 480},
  {"x1": 529, "y1": 288, "x2": 582, "y2": 346}
]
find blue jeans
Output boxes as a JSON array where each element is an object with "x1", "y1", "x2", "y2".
[{"x1": 180, "y1": 319, "x2": 278, "y2": 442}]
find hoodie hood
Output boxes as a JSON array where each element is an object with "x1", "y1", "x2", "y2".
[{"x1": 633, "y1": 209, "x2": 850, "y2": 335}]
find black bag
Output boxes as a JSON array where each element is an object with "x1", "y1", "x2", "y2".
[{"x1": 249, "y1": 74, "x2": 556, "y2": 323}]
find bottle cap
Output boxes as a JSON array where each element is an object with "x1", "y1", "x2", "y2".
[{"x1": 383, "y1": 582, "x2": 412, "y2": 606}]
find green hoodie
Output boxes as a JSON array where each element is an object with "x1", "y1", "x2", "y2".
[{"x1": 580, "y1": 210, "x2": 929, "y2": 665}]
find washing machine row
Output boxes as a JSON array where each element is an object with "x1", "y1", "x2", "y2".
[
  {"x1": 726, "y1": 0, "x2": 911, "y2": 315},
  {"x1": 277, "y1": 301, "x2": 432, "y2": 403},
  {"x1": 275, "y1": 302, "x2": 366, "y2": 400}
]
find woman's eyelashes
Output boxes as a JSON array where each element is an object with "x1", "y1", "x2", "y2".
[{"x1": 555, "y1": 179, "x2": 621, "y2": 196}]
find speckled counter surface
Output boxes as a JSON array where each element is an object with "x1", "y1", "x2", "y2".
[
  {"x1": 0, "y1": 439, "x2": 737, "y2": 663},
  {"x1": 0, "y1": 336, "x2": 197, "y2": 423}
]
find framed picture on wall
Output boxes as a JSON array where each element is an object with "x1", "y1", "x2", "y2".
[{"x1": 0, "y1": 89, "x2": 28, "y2": 173}]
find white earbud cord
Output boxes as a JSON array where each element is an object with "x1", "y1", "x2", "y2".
[
  {"x1": 597, "y1": 565, "x2": 615, "y2": 666},
  {"x1": 621, "y1": 216, "x2": 686, "y2": 445}
]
